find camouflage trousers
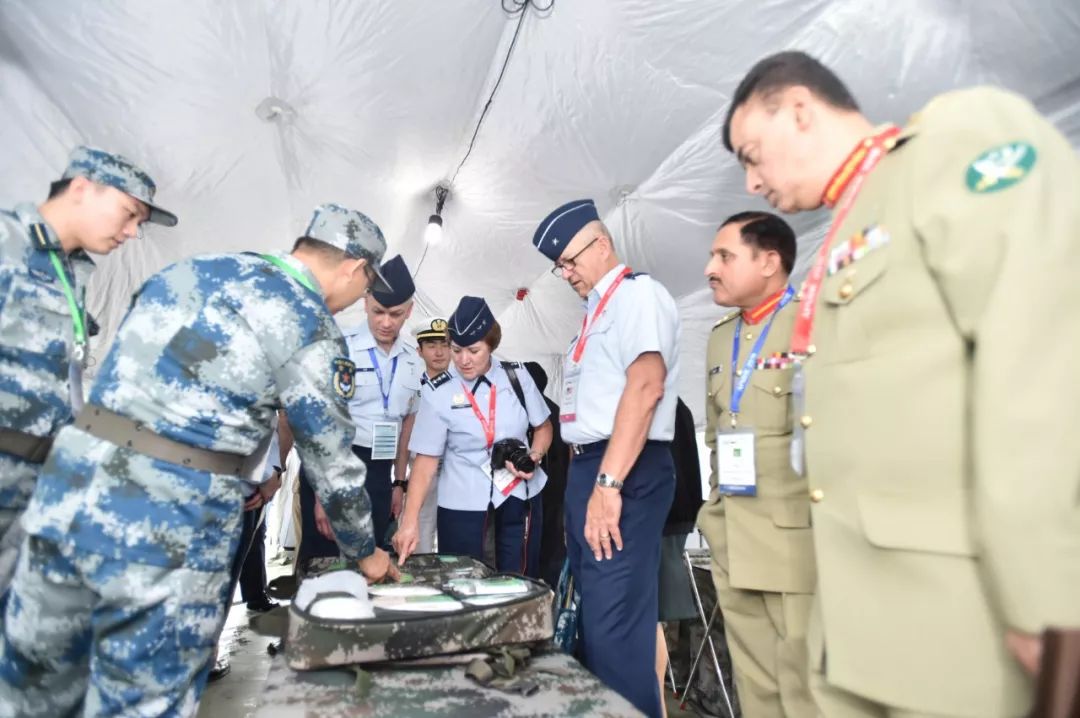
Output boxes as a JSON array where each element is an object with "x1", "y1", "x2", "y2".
[
  {"x1": 0, "y1": 452, "x2": 40, "y2": 600},
  {"x1": 0, "y1": 509, "x2": 24, "y2": 601},
  {"x1": 0, "y1": 534, "x2": 231, "y2": 717}
]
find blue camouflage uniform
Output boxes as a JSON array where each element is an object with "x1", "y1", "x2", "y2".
[
  {"x1": 0, "y1": 146, "x2": 176, "y2": 590},
  {"x1": 532, "y1": 199, "x2": 681, "y2": 718},
  {"x1": 408, "y1": 297, "x2": 551, "y2": 577},
  {"x1": 0, "y1": 203, "x2": 387, "y2": 717}
]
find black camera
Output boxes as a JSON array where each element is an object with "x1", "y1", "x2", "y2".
[{"x1": 491, "y1": 438, "x2": 536, "y2": 474}]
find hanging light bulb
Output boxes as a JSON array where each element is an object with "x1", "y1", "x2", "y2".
[
  {"x1": 425, "y1": 186, "x2": 449, "y2": 245},
  {"x1": 419, "y1": 213, "x2": 440, "y2": 245}
]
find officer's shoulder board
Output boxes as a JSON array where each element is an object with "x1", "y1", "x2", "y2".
[
  {"x1": 428, "y1": 371, "x2": 452, "y2": 389},
  {"x1": 712, "y1": 310, "x2": 740, "y2": 331},
  {"x1": 625, "y1": 271, "x2": 648, "y2": 280},
  {"x1": 500, "y1": 360, "x2": 523, "y2": 370}
]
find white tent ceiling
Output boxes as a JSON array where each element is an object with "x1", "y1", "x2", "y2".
[{"x1": 3, "y1": 0, "x2": 1079, "y2": 425}]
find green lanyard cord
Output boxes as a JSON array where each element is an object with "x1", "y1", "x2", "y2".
[
  {"x1": 47, "y1": 249, "x2": 86, "y2": 348},
  {"x1": 259, "y1": 253, "x2": 319, "y2": 294}
]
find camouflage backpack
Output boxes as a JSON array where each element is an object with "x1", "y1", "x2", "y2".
[{"x1": 287, "y1": 554, "x2": 554, "y2": 670}]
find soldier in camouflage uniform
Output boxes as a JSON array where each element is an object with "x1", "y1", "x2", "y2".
[
  {"x1": 0, "y1": 145, "x2": 177, "y2": 593},
  {"x1": 0, "y1": 203, "x2": 399, "y2": 717}
]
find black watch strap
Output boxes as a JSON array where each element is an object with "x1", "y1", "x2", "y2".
[{"x1": 392, "y1": 479, "x2": 408, "y2": 492}]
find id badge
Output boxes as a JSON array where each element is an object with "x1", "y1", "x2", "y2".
[
  {"x1": 559, "y1": 364, "x2": 581, "y2": 423},
  {"x1": 370, "y1": 420, "x2": 400, "y2": 460},
  {"x1": 790, "y1": 365, "x2": 806, "y2": 476},
  {"x1": 717, "y1": 429, "x2": 757, "y2": 496},
  {"x1": 482, "y1": 457, "x2": 521, "y2": 496},
  {"x1": 68, "y1": 359, "x2": 85, "y2": 416}
]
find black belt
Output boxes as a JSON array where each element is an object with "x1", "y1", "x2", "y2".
[
  {"x1": 75, "y1": 405, "x2": 258, "y2": 476},
  {"x1": 569, "y1": 439, "x2": 672, "y2": 456},
  {"x1": 0, "y1": 427, "x2": 54, "y2": 464}
]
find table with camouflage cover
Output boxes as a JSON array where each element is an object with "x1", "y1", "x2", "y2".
[{"x1": 255, "y1": 648, "x2": 643, "y2": 717}]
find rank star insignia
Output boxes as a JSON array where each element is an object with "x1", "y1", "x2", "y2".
[{"x1": 965, "y1": 141, "x2": 1037, "y2": 193}]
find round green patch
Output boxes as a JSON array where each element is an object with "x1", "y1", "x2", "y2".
[{"x1": 965, "y1": 141, "x2": 1037, "y2": 193}]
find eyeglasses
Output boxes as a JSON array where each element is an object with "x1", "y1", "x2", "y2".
[{"x1": 550, "y1": 237, "x2": 600, "y2": 276}]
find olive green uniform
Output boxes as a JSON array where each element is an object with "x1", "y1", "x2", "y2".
[
  {"x1": 698, "y1": 296, "x2": 816, "y2": 717},
  {"x1": 800, "y1": 87, "x2": 1080, "y2": 717}
]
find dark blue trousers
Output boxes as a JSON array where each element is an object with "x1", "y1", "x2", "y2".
[
  {"x1": 298, "y1": 445, "x2": 392, "y2": 563},
  {"x1": 565, "y1": 440, "x2": 674, "y2": 718},
  {"x1": 437, "y1": 493, "x2": 544, "y2": 578}
]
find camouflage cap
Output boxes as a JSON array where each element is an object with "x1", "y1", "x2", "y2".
[
  {"x1": 304, "y1": 203, "x2": 390, "y2": 293},
  {"x1": 61, "y1": 145, "x2": 178, "y2": 227}
]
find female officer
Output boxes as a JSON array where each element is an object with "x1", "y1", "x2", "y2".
[{"x1": 394, "y1": 296, "x2": 552, "y2": 577}]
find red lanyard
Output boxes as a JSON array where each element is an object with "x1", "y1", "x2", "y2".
[
  {"x1": 790, "y1": 125, "x2": 900, "y2": 356},
  {"x1": 572, "y1": 266, "x2": 632, "y2": 363},
  {"x1": 461, "y1": 381, "x2": 497, "y2": 449}
]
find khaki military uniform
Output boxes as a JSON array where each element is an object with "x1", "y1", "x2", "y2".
[
  {"x1": 800, "y1": 87, "x2": 1080, "y2": 717},
  {"x1": 697, "y1": 296, "x2": 816, "y2": 717}
]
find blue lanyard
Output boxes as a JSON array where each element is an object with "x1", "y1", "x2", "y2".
[
  {"x1": 367, "y1": 348, "x2": 399, "y2": 413},
  {"x1": 730, "y1": 286, "x2": 795, "y2": 418}
]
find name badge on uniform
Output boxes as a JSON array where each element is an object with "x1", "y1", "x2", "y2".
[
  {"x1": 559, "y1": 365, "x2": 581, "y2": 423},
  {"x1": 68, "y1": 359, "x2": 85, "y2": 416},
  {"x1": 370, "y1": 420, "x2": 400, "y2": 460},
  {"x1": 790, "y1": 366, "x2": 806, "y2": 476},
  {"x1": 717, "y1": 429, "x2": 756, "y2": 496}
]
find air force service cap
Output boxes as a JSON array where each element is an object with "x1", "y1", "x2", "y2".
[
  {"x1": 532, "y1": 198, "x2": 600, "y2": 261},
  {"x1": 370, "y1": 255, "x2": 415, "y2": 307},
  {"x1": 448, "y1": 296, "x2": 494, "y2": 346}
]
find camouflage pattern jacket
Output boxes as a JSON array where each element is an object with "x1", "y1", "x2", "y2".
[
  {"x1": 22, "y1": 251, "x2": 375, "y2": 571},
  {"x1": 0, "y1": 203, "x2": 95, "y2": 511}
]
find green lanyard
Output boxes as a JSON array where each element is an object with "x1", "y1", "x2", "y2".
[
  {"x1": 259, "y1": 253, "x2": 319, "y2": 294},
  {"x1": 34, "y1": 225, "x2": 87, "y2": 359}
]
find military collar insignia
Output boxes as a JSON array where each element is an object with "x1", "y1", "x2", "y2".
[
  {"x1": 742, "y1": 286, "x2": 789, "y2": 325},
  {"x1": 965, "y1": 141, "x2": 1037, "y2": 194},
  {"x1": 28, "y1": 222, "x2": 62, "y2": 251},
  {"x1": 822, "y1": 125, "x2": 901, "y2": 208},
  {"x1": 429, "y1": 371, "x2": 452, "y2": 389}
]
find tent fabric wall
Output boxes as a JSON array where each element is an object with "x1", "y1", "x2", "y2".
[{"x1": 2, "y1": 1, "x2": 1078, "y2": 426}]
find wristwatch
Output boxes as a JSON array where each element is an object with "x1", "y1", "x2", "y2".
[
  {"x1": 595, "y1": 473, "x2": 623, "y2": 490},
  {"x1": 392, "y1": 479, "x2": 408, "y2": 493}
]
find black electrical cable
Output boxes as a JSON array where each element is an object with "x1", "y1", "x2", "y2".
[
  {"x1": 447, "y1": 0, "x2": 540, "y2": 187},
  {"x1": 416, "y1": 0, "x2": 552, "y2": 280}
]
